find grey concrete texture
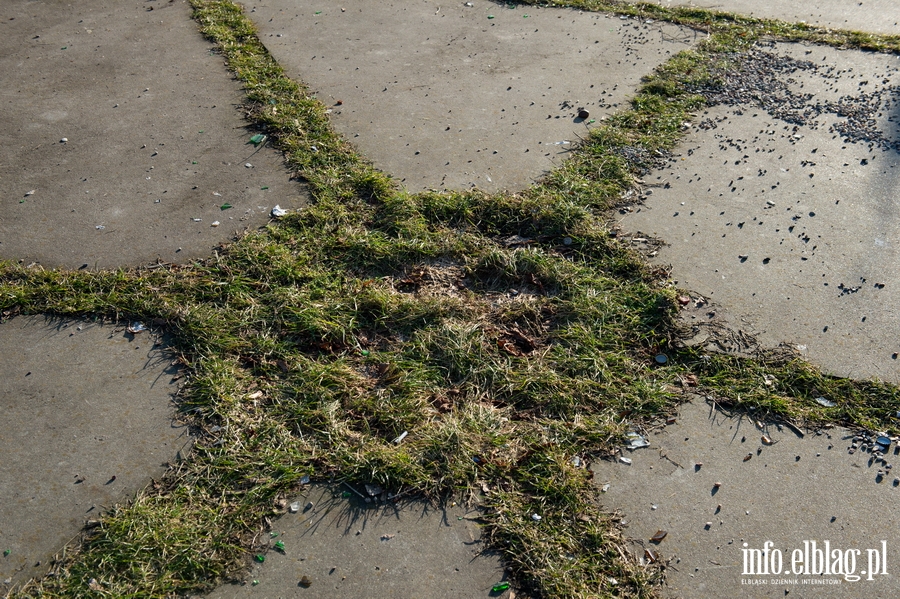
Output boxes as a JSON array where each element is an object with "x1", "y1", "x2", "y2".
[
  {"x1": 621, "y1": 42, "x2": 900, "y2": 382},
  {"x1": 594, "y1": 398, "x2": 900, "y2": 598},
  {"x1": 249, "y1": 0, "x2": 699, "y2": 193},
  {"x1": 643, "y1": 0, "x2": 900, "y2": 36},
  {"x1": 0, "y1": 316, "x2": 187, "y2": 590},
  {"x1": 204, "y1": 485, "x2": 505, "y2": 599},
  {"x1": 0, "y1": 0, "x2": 305, "y2": 270}
]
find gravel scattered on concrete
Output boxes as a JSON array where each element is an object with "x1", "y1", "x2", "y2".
[
  {"x1": 249, "y1": 0, "x2": 699, "y2": 192},
  {"x1": 595, "y1": 398, "x2": 900, "y2": 598},
  {"x1": 621, "y1": 42, "x2": 900, "y2": 382}
]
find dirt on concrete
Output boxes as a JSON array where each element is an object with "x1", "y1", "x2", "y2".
[
  {"x1": 0, "y1": 0, "x2": 305, "y2": 270},
  {"x1": 249, "y1": 0, "x2": 699, "y2": 193},
  {"x1": 0, "y1": 315, "x2": 187, "y2": 590}
]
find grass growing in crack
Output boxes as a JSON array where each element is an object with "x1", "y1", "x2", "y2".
[
  {"x1": 511, "y1": 0, "x2": 900, "y2": 54},
  {"x1": 4, "y1": 1, "x2": 900, "y2": 598}
]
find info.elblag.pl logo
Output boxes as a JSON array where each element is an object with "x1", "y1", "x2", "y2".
[{"x1": 742, "y1": 540, "x2": 888, "y2": 583}]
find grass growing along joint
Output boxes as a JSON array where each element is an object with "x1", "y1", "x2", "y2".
[
  {"x1": 4, "y1": 1, "x2": 900, "y2": 598},
  {"x1": 511, "y1": 0, "x2": 900, "y2": 55}
]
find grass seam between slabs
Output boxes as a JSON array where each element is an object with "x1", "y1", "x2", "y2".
[{"x1": 3, "y1": 1, "x2": 900, "y2": 598}]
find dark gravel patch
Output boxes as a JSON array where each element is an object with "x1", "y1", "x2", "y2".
[{"x1": 689, "y1": 43, "x2": 900, "y2": 152}]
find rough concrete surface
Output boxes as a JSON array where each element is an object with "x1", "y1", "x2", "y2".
[
  {"x1": 643, "y1": 0, "x2": 900, "y2": 36},
  {"x1": 594, "y1": 398, "x2": 900, "y2": 598},
  {"x1": 0, "y1": 0, "x2": 305, "y2": 270},
  {"x1": 0, "y1": 316, "x2": 187, "y2": 590},
  {"x1": 204, "y1": 486, "x2": 505, "y2": 599},
  {"x1": 249, "y1": 0, "x2": 699, "y2": 193},
  {"x1": 621, "y1": 41, "x2": 900, "y2": 383},
  {"x1": 4, "y1": 0, "x2": 900, "y2": 596}
]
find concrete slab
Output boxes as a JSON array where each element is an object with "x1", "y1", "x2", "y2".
[
  {"x1": 620, "y1": 42, "x2": 900, "y2": 382},
  {"x1": 203, "y1": 486, "x2": 505, "y2": 599},
  {"x1": 642, "y1": 0, "x2": 900, "y2": 36},
  {"x1": 594, "y1": 398, "x2": 900, "y2": 598},
  {"x1": 0, "y1": 0, "x2": 305, "y2": 270},
  {"x1": 0, "y1": 315, "x2": 187, "y2": 590},
  {"x1": 249, "y1": 0, "x2": 699, "y2": 193}
]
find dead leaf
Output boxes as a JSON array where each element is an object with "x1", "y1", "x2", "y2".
[{"x1": 681, "y1": 374, "x2": 698, "y2": 387}]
